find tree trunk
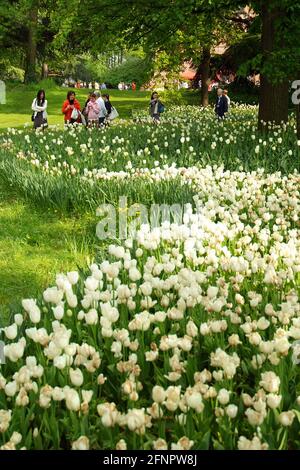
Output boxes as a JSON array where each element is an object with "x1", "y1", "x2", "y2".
[
  {"x1": 192, "y1": 47, "x2": 211, "y2": 107},
  {"x1": 201, "y1": 47, "x2": 211, "y2": 107},
  {"x1": 258, "y1": 0, "x2": 289, "y2": 130},
  {"x1": 41, "y1": 63, "x2": 49, "y2": 79},
  {"x1": 24, "y1": 1, "x2": 39, "y2": 84}
]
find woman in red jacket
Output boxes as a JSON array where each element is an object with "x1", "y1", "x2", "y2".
[{"x1": 62, "y1": 91, "x2": 81, "y2": 124}]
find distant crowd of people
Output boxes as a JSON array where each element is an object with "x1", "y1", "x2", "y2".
[
  {"x1": 31, "y1": 86, "x2": 230, "y2": 130},
  {"x1": 62, "y1": 79, "x2": 108, "y2": 90},
  {"x1": 31, "y1": 89, "x2": 118, "y2": 130},
  {"x1": 62, "y1": 79, "x2": 137, "y2": 92},
  {"x1": 118, "y1": 82, "x2": 137, "y2": 91}
]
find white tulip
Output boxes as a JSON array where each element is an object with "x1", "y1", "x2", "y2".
[
  {"x1": 5, "y1": 381, "x2": 17, "y2": 397},
  {"x1": 217, "y1": 388, "x2": 230, "y2": 405},
  {"x1": 85, "y1": 309, "x2": 98, "y2": 325},
  {"x1": 52, "y1": 305, "x2": 64, "y2": 320},
  {"x1": 67, "y1": 271, "x2": 79, "y2": 285},
  {"x1": 226, "y1": 404, "x2": 238, "y2": 418},
  {"x1": 72, "y1": 436, "x2": 89, "y2": 450},
  {"x1": 64, "y1": 388, "x2": 81, "y2": 411},
  {"x1": 14, "y1": 314, "x2": 23, "y2": 326},
  {"x1": 69, "y1": 368, "x2": 84, "y2": 387},
  {"x1": 4, "y1": 324, "x2": 18, "y2": 340},
  {"x1": 266, "y1": 394, "x2": 282, "y2": 409},
  {"x1": 152, "y1": 386, "x2": 166, "y2": 404}
]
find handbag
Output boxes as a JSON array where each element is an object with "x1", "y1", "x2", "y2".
[
  {"x1": 31, "y1": 98, "x2": 36, "y2": 121},
  {"x1": 108, "y1": 106, "x2": 119, "y2": 120},
  {"x1": 71, "y1": 108, "x2": 79, "y2": 120},
  {"x1": 79, "y1": 111, "x2": 86, "y2": 126}
]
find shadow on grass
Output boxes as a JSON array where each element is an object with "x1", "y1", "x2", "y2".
[{"x1": 0, "y1": 182, "x2": 99, "y2": 325}]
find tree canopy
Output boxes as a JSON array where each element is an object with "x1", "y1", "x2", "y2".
[{"x1": 1, "y1": 0, "x2": 300, "y2": 128}]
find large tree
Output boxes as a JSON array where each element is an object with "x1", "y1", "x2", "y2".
[
  {"x1": 0, "y1": 0, "x2": 59, "y2": 83},
  {"x1": 69, "y1": 0, "x2": 300, "y2": 127},
  {"x1": 55, "y1": 0, "x2": 241, "y2": 106},
  {"x1": 256, "y1": 0, "x2": 300, "y2": 130}
]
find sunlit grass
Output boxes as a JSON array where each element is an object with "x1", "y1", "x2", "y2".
[
  {"x1": 0, "y1": 180, "x2": 108, "y2": 325},
  {"x1": 0, "y1": 85, "x2": 151, "y2": 128}
]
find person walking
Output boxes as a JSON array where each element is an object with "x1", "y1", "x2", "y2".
[
  {"x1": 95, "y1": 92, "x2": 107, "y2": 126},
  {"x1": 215, "y1": 88, "x2": 228, "y2": 119},
  {"x1": 103, "y1": 94, "x2": 112, "y2": 116},
  {"x1": 62, "y1": 91, "x2": 81, "y2": 125},
  {"x1": 149, "y1": 91, "x2": 164, "y2": 123},
  {"x1": 31, "y1": 89, "x2": 48, "y2": 130},
  {"x1": 86, "y1": 93, "x2": 100, "y2": 127},
  {"x1": 103, "y1": 94, "x2": 117, "y2": 126},
  {"x1": 82, "y1": 92, "x2": 93, "y2": 122}
]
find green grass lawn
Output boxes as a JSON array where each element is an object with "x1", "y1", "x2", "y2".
[
  {"x1": 0, "y1": 179, "x2": 106, "y2": 325},
  {"x1": 0, "y1": 82, "x2": 150, "y2": 128}
]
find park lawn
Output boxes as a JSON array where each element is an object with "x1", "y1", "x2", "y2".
[
  {"x1": 0, "y1": 179, "x2": 104, "y2": 326},
  {"x1": 0, "y1": 83, "x2": 150, "y2": 128}
]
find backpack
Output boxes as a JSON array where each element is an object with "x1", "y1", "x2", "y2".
[{"x1": 158, "y1": 102, "x2": 165, "y2": 114}]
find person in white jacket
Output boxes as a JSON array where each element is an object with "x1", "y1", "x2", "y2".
[
  {"x1": 32, "y1": 90, "x2": 48, "y2": 129},
  {"x1": 223, "y1": 90, "x2": 231, "y2": 113},
  {"x1": 95, "y1": 92, "x2": 107, "y2": 126}
]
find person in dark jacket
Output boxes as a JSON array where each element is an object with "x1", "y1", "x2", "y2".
[
  {"x1": 149, "y1": 92, "x2": 164, "y2": 123},
  {"x1": 103, "y1": 94, "x2": 112, "y2": 116},
  {"x1": 215, "y1": 88, "x2": 228, "y2": 119},
  {"x1": 103, "y1": 94, "x2": 113, "y2": 126}
]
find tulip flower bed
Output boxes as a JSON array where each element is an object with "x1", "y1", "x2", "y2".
[
  {"x1": 0, "y1": 105, "x2": 299, "y2": 213},
  {"x1": 1, "y1": 166, "x2": 300, "y2": 450}
]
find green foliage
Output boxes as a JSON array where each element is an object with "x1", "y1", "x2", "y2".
[
  {"x1": 58, "y1": 0, "x2": 242, "y2": 72},
  {"x1": 236, "y1": 0, "x2": 300, "y2": 82},
  {"x1": 0, "y1": 61, "x2": 24, "y2": 82},
  {"x1": 102, "y1": 56, "x2": 153, "y2": 87},
  {"x1": 221, "y1": 34, "x2": 261, "y2": 76}
]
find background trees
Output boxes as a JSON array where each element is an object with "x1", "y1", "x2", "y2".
[
  {"x1": 0, "y1": 0, "x2": 59, "y2": 83},
  {"x1": 1, "y1": 0, "x2": 300, "y2": 130}
]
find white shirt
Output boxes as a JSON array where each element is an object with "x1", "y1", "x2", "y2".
[
  {"x1": 32, "y1": 98, "x2": 48, "y2": 118},
  {"x1": 96, "y1": 97, "x2": 107, "y2": 118}
]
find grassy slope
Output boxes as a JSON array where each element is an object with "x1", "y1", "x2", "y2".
[
  {"x1": 0, "y1": 82, "x2": 163, "y2": 324},
  {"x1": 0, "y1": 83, "x2": 150, "y2": 128},
  {"x1": 0, "y1": 180, "x2": 106, "y2": 325}
]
